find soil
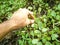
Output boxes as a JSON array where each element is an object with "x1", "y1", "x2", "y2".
[{"x1": 0, "y1": 32, "x2": 19, "y2": 45}]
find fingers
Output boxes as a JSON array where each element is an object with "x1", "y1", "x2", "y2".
[
  {"x1": 20, "y1": 8, "x2": 34, "y2": 24},
  {"x1": 27, "y1": 9, "x2": 34, "y2": 19},
  {"x1": 18, "y1": 8, "x2": 34, "y2": 25},
  {"x1": 26, "y1": 19, "x2": 34, "y2": 25},
  {"x1": 30, "y1": 20, "x2": 34, "y2": 24},
  {"x1": 28, "y1": 14, "x2": 34, "y2": 19},
  {"x1": 18, "y1": 8, "x2": 34, "y2": 19},
  {"x1": 12, "y1": 8, "x2": 34, "y2": 20}
]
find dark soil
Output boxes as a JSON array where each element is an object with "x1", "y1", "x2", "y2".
[{"x1": 0, "y1": 32, "x2": 19, "y2": 45}]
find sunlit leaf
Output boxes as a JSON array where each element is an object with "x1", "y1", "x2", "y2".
[
  {"x1": 57, "y1": 4, "x2": 60, "y2": 10},
  {"x1": 32, "y1": 39, "x2": 38, "y2": 44},
  {"x1": 42, "y1": 28, "x2": 49, "y2": 32},
  {"x1": 45, "y1": 42, "x2": 52, "y2": 45},
  {"x1": 50, "y1": 11, "x2": 56, "y2": 17},
  {"x1": 37, "y1": 42, "x2": 42, "y2": 45},
  {"x1": 51, "y1": 34, "x2": 58, "y2": 40}
]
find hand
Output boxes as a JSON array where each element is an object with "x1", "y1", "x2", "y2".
[{"x1": 10, "y1": 8, "x2": 34, "y2": 29}]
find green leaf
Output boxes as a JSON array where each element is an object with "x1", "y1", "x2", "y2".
[
  {"x1": 42, "y1": 37, "x2": 47, "y2": 43},
  {"x1": 18, "y1": 40, "x2": 24, "y2": 45},
  {"x1": 42, "y1": 28, "x2": 49, "y2": 32},
  {"x1": 45, "y1": 42, "x2": 52, "y2": 45},
  {"x1": 30, "y1": 31, "x2": 34, "y2": 36},
  {"x1": 38, "y1": 7, "x2": 41, "y2": 13},
  {"x1": 50, "y1": 11, "x2": 56, "y2": 17},
  {"x1": 32, "y1": 39, "x2": 38, "y2": 44},
  {"x1": 56, "y1": 42, "x2": 60, "y2": 45},
  {"x1": 43, "y1": 18, "x2": 47, "y2": 23},
  {"x1": 51, "y1": 34, "x2": 58, "y2": 40},
  {"x1": 46, "y1": 37, "x2": 51, "y2": 41},
  {"x1": 34, "y1": 30, "x2": 40, "y2": 34},
  {"x1": 56, "y1": 15, "x2": 60, "y2": 20},
  {"x1": 57, "y1": 4, "x2": 60, "y2": 10},
  {"x1": 37, "y1": 42, "x2": 42, "y2": 45}
]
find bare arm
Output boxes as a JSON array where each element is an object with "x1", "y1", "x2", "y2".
[
  {"x1": 0, "y1": 8, "x2": 34, "y2": 40},
  {"x1": 0, "y1": 20, "x2": 15, "y2": 40}
]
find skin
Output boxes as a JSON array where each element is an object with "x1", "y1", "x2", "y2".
[{"x1": 0, "y1": 8, "x2": 34, "y2": 41}]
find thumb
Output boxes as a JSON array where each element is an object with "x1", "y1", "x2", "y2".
[
  {"x1": 26, "y1": 19, "x2": 34, "y2": 25},
  {"x1": 30, "y1": 20, "x2": 34, "y2": 24}
]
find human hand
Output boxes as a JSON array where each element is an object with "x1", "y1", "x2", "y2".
[{"x1": 10, "y1": 8, "x2": 34, "y2": 29}]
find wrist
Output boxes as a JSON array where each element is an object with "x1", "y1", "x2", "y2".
[{"x1": 8, "y1": 19, "x2": 16, "y2": 31}]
